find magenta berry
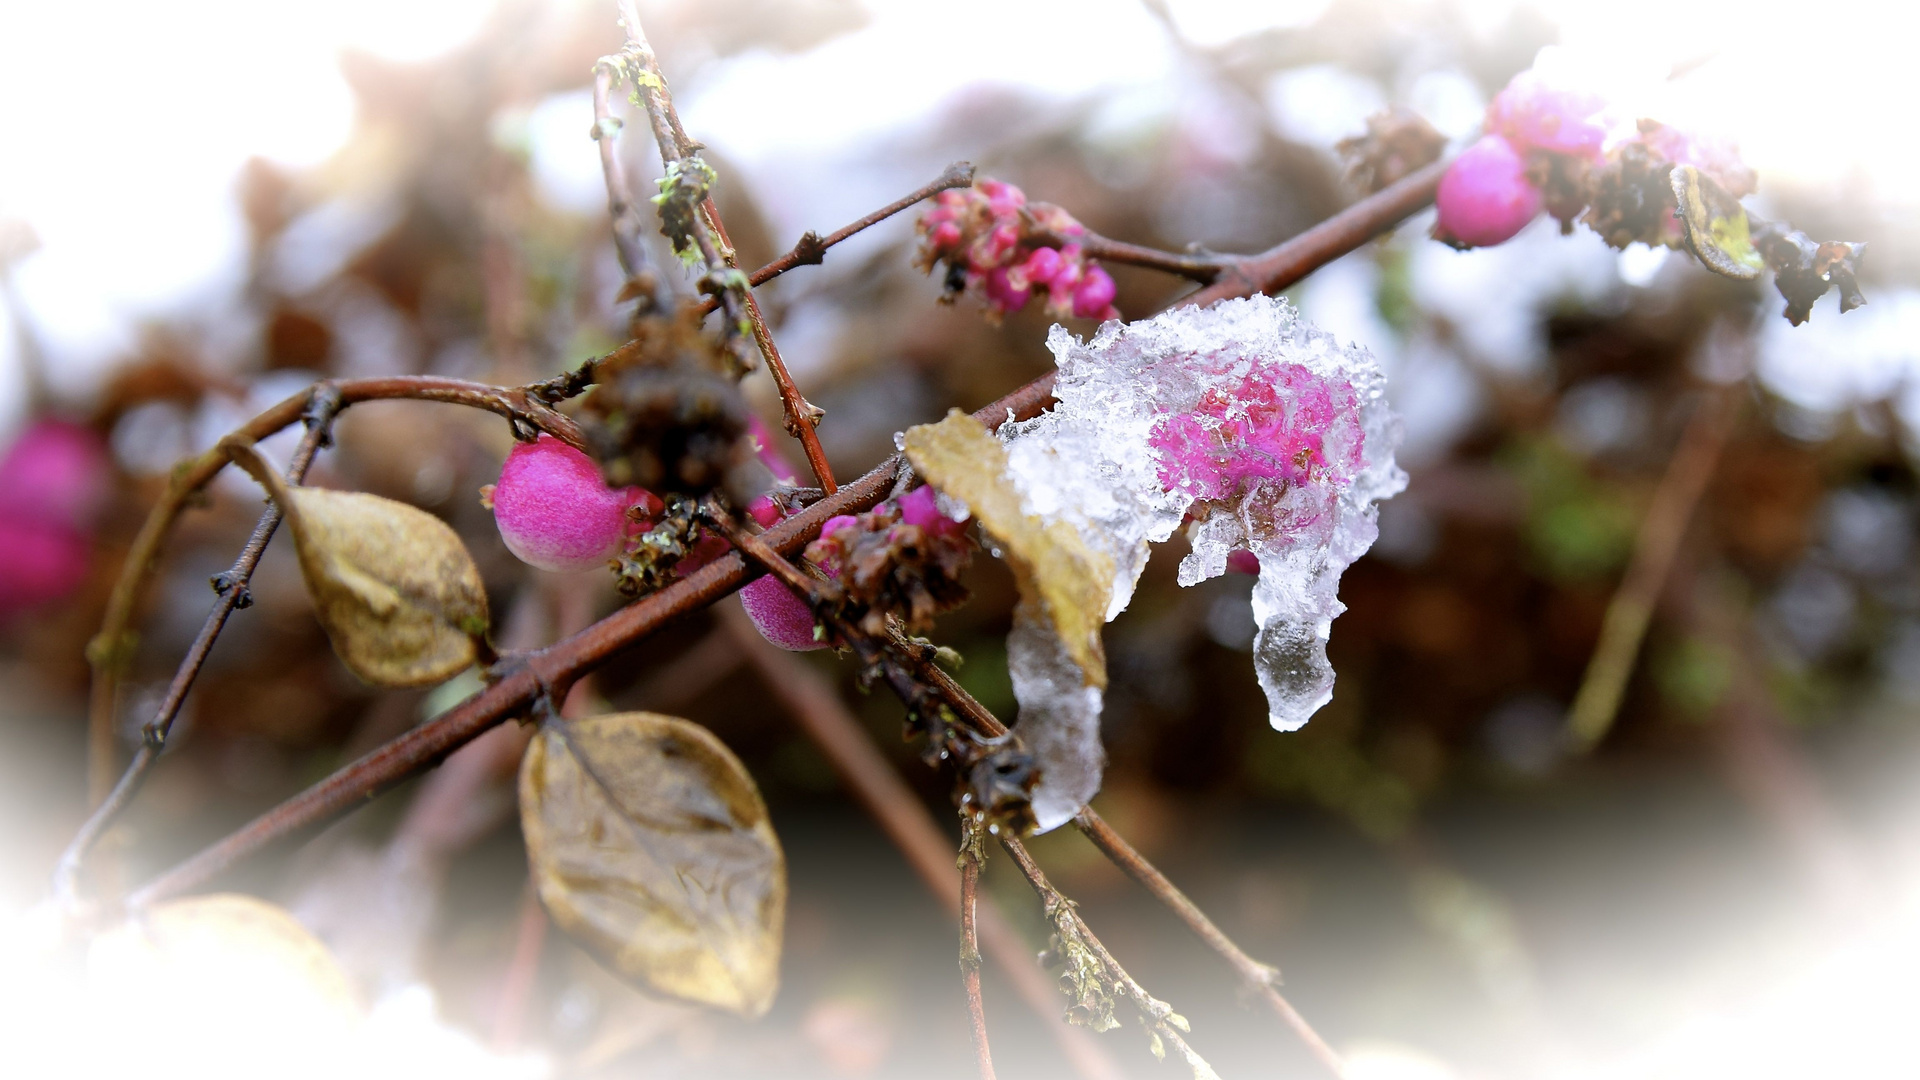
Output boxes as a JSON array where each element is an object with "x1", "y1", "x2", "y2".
[
  {"x1": 1433, "y1": 135, "x2": 1542, "y2": 249},
  {"x1": 913, "y1": 177, "x2": 1118, "y2": 321},
  {"x1": 0, "y1": 418, "x2": 109, "y2": 617},
  {"x1": 489, "y1": 435, "x2": 646, "y2": 573},
  {"x1": 1486, "y1": 71, "x2": 1608, "y2": 160},
  {"x1": 1071, "y1": 265, "x2": 1118, "y2": 320},
  {"x1": 1226, "y1": 549, "x2": 1260, "y2": 576},
  {"x1": 0, "y1": 419, "x2": 109, "y2": 532},
  {"x1": 739, "y1": 575, "x2": 826, "y2": 651}
]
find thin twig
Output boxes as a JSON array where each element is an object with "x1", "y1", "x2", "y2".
[
  {"x1": 590, "y1": 59, "x2": 652, "y2": 287},
  {"x1": 697, "y1": 161, "x2": 978, "y2": 312},
  {"x1": 910, "y1": 644, "x2": 1343, "y2": 1074},
  {"x1": 82, "y1": 374, "x2": 588, "y2": 803},
  {"x1": 1177, "y1": 156, "x2": 1449, "y2": 309},
  {"x1": 716, "y1": 605, "x2": 1121, "y2": 1080},
  {"x1": 611, "y1": 5, "x2": 839, "y2": 494},
  {"x1": 959, "y1": 811, "x2": 997, "y2": 1080},
  {"x1": 117, "y1": 379, "x2": 1057, "y2": 912},
  {"x1": 1075, "y1": 810, "x2": 1347, "y2": 1078},
  {"x1": 1064, "y1": 229, "x2": 1226, "y2": 284},
  {"x1": 1001, "y1": 835, "x2": 1221, "y2": 1079},
  {"x1": 58, "y1": 386, "x2": 344, "y2": 905},
  {"x1": 1566, "y1": 380, "x2": 1742, "y2": 749}
]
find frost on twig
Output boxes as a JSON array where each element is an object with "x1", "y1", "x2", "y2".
[{"x1": 990, "y1": 297, "x2": 1401, "y2": 826}]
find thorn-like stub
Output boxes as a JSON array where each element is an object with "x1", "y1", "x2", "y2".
[{"x1": 791, "y1": 231, "x2": 827, "y2": 267}]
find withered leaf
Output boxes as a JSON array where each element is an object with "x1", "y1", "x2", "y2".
[
  {"x1": 90, "y1": 894, "x2": 359, "y2": 1020},
  {"x1": 1671, "y1": 164, "x2": 1764, "y2": 281},
  {"x1": 223, "y1": 437, "x2": 488, "y2": 687},
  {"x1": 519, "y1": 711, "x2": 786, "y2": 1018},
  {"x1": 1749, "y1": 218, "x2": 1869, "y2": 326},
  {"x1": 902, "y1": 409, "x2": 1112, "y2": 688}
]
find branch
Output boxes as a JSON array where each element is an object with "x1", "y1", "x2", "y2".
[
  {"x1": 1075, "y1": 811, "x2": 1347, "y2": 1078},
  {"x1": 83, "y1": 375, "x2": 586, "y2": 802},
  {"x1": 1057, "y1": 229, "x2": 1227, "y2": 284},
  {"x1": 959, "y1": 812, "x2": 997, "y2": 1080},
  {"x1": 117, "y1": 377, "x2": 1057, "y2": 912},
  {"x1": 611, "y1": 4, "x2": 839, "y2": 493},
  {"x1": 58, "y1": 386, "x2": 343, "y2": 907},
  {"x1": 1177, "y1": 156, "x2": 1449, "y2": 309},
  {"x1": 1566, "y1": 379, "x2": 1742, "y2": 750},
  {"x1": 698, "y1": 161, "x2": 978, "y2": 311},
  {"x1": 1001, "y1": 835, "x2": 1220, "y2": 1079},
  {"x1": 591, "y1": 57, "x2": 654, "y2": 289},
  {"x1": 716, "y1": 604, "x2": 1121, "y2": 1080}
]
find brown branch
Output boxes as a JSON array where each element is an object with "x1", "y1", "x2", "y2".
[
  {"x1": 1063, "y1": 230, "x2": 1226, "y2": 284},
  {"x1": 82, "y1": 375, "x2": 587, "y2": 804},
  {"x1": 1075, "y1": 811, "x2": 1347, "y2": 1079},
  {"x1": 1000, "y1": 835, "x2": 1219, "y2": 1078},
  {"x1": 908, "y1": 643, "x2": 1344, "y2": 1074},
  {"x1": 697, "y1": 161, "x2": 978, "y2": 311},
  {"x1": 118, "y1": 378, "x2": 1057, "y2": 912},
  {"x1": 1566, "y1": 380, "x2": 1742, "y2": 750},
  {"x1": 716, "y1": 605, "x2": 1121, "y2": 1080},
  {"x1": 1177, "y1": 156, "x2": 1449, "y2": 309},
  {"x1": 611, "y1": 4, "x2": 839, "y2": 494},
  {"x1": 959, "y1": 811, "x2": 997, "y2": 1080},
  {"x1": 591, "y1": 58, "x2": 652, "y2": 286},
  {"x1": 113, "y1": 146, "x2": 1440, "y2": 912},
  {"x1": 57, "y1": 386, "x2": 343, "y2": 906}
]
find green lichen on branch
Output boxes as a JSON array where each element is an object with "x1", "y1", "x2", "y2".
[{"x1": 653, "y1": 156, "x2": 718, "y2": 264}]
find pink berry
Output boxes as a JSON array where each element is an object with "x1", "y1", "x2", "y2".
[
  {"x1": 1433, "y1": 135, "x2": 1542, "y2": 249},
  {"x1": 1071, "y1": 265, "x2": 1117, "y2": 319},
  {"x1": 1226, "y1": 549, "x2": 1260, "y2": 575},
  {"x1": 984, "y1": 266, "x2": 1029, "y2": 313},
  {"x1": 929, "y1": 221, "x2": 962, "y2": 251},
  {"x1": 491, "y1": 435, "x2": 644, "y2": 573},
  {"x1": 1487, "y1": 71, "x2": 1607, "y2": 160},
  {"x1": 0, "y1": 419, "x2": 108, "y2": 532},
  {"x1": 0, "y1": 518, "x2": 90, "y2": 615},
  {"x1": 1021, "y1": 246, "x2": 1065, "y2": 286},
  {"x1": 739, "y1": 574, "x2": 826, "y2": 651},
  {"x1": 896, "y1": 485, "x2": 965, "y2": 537}
]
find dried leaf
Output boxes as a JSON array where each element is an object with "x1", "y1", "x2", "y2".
[
  {"x1": 904, "y1": 410, "x2": 1115, "y2": 832},
  {"x1": 903, "y1": 410, "x2": 1111, "y2": 685},
  {"x1": 224, "y1": 437, "x2": 488, "y2": 687},
  {"x1": 89, "y1": 894, "x2": 358, "y2": 1021},
  {"x1": 1671, "y1": 164, "x2": 1763, "y2": 281},
  {"x1": 519, "y1": 711, "x2": 786, "y2": 1018}
]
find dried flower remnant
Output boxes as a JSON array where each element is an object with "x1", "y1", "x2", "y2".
[
  {"x1": 580, "y1": 307, "x2": 754, "y2": 499},
  {"x1": 484, "y1": 435, "x2": 655, "y2": 573},
  {"x1": 914, "y1": 179, "x2": 1121, "y2": 322},
  {"x1": 994, "y1": 297, "x2": 1399, "y2": 813},
  {"x1": 1337, "y1": 106, "x2": 1447, "y2": 194},
  {"x1": 803, "y1": 484, "x2": 974, "y2": 639}
]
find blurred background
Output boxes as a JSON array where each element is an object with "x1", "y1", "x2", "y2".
[{"x1": 3, "y1": 0, "x2": 1919, "y2": 1077}]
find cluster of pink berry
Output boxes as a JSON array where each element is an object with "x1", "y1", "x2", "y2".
[
  {"x1": 916, "y1": 179, "x2": 1119, "y2": 322},
  {"x1": 486, "y1": 421, "x2": 970, "y2": 653},
  {"x1": 1434, "y1": 66, "x2": 1754, "y2": 250},
  {"x1": 806, "y1": 485, "x2": 972, "y2": 638},
  {"x1": 1149, "y1": 367, "x2": 1365, "y2": 508},
  {"x1": 0, "y1": 419, "x2": 109, "y2": 618}
]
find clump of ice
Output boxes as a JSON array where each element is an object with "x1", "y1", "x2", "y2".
[{"x1": 997, "y1": 295, "x2": 1402, "y2": 829}]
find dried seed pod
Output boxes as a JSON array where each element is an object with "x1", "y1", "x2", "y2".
[
  {"x1": 223, "y1": 437, "x2": 489, "y2": 687},
  {"x1": 520, "y1": 711, "x2": 785, "y2": 1018},
  {"x1": 580, "y1": 305, "x2": 753, "y2": 498}
]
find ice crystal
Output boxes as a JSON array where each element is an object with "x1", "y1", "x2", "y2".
[{"x1": 996, "y1": 296, "x2": 1401, "y2": 828}]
